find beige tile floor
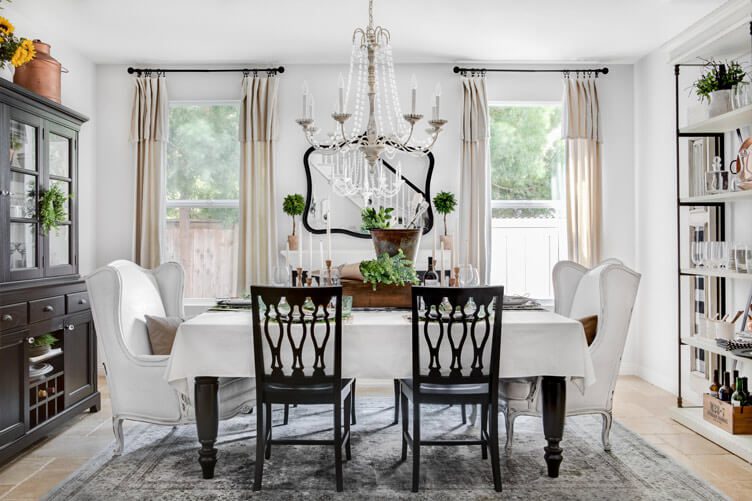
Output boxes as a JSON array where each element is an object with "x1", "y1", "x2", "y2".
[{"x1": 0, "y1": 375, "x2": 749, "y2": 500}]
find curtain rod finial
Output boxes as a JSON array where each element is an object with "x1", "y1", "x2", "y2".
[
  {"x1": 453, "y1": 66, "x2": 461, "y2": 74},
  {"x1": 277, "y1": 66, "x2": 285, "y2": 74},
  {"x1": 601, "y1": 67, "x2": 609, "y2": 75},
  {"x1": 127, "y1": 67, "x2": 135, "y2": 74}
]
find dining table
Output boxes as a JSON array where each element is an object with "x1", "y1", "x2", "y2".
[{"x1": 165, "y1": 308, "x2": 595, "y2": 480}]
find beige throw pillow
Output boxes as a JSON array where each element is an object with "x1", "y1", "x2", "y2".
[{"x1": 144, "y1": 315, "x2": 183, "y2": 355}]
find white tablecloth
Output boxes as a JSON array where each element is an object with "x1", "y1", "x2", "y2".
[{"x1": 165, "y1": 310, "x2": 595, "y2": 402}]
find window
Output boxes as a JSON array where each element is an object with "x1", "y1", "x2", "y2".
[
  {"x1": 489, "y1": 103, "x2": 566, "y2": 299},
  {"x1": 164, "y1": 102, "x2": 240, "y2": 299}
]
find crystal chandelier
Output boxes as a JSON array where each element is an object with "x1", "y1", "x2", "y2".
[{"x1": 296, "y1": 0, "x2": 446, "y2": 203}]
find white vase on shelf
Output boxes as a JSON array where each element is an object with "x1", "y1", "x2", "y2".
[{"x1": 708, "y1": 89, "x2": 731, "y2": 117}]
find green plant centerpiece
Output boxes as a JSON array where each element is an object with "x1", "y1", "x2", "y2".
[
  {"x1": 361, "y1": 206, "x2": 422, "y2": 263},
  {"x1": 282, "y1": 193, "x2": 305, "y2": 250},
  {"x1": 360, "y1": 250, "x2": 420, "y2": 291},
  {"x1": 39, "y1": 184, "x2": 70, "y2": 234},
  {"x1": 28, "y1": 333, "x2": 58, "y2": 357},
  {"x1": 693, "y1": 59, "x2": 746, "y2": 117},
  {"x1": 433, "y1": 191, "x2": 457, "y2": 250}
]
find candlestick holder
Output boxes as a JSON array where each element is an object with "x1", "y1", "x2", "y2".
[
  {"x1": 325, "y1": 259, "x2": 332, "y2": 286},
  {"x1": 449, "y1": 277, "x2": 457, "y2": 287},
  {"x1": 453, "y1": 266, "x2": 460, "y2": 287},
  {"x1": 296, "y1": 267, "x2": 304, "y2": 287},
  {"x1": 305, "y1": 277, "x2": 313, "y2": 288}
]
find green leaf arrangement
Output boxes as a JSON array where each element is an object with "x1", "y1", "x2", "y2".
[
  {"x1": 693, "y1": 59, "x2": 747, "y2": 103},
  {"x1": 361, "y1": 206, "x2": 393, "y2": 231},
  {"x1": 432, "y1": 191, "x2": 457, "y2": 236},
  {"x1": 31, "y1": 333, "x2": 58, "y2": 348},
  {"x1": 359, "y1": 250, "x2": 419, "y2": 291},
  {"x1": 39, "y1": 184, "x2": 70, "y2": 234}
]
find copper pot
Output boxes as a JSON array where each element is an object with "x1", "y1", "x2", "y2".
[{"x1": 13, "y1": 40, "x2": 62, "y2": 103}]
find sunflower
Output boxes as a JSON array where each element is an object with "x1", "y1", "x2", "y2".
[
  {"x1": 11, "y1": 38, "x2": 35, "y2": 67},
  {"x1": 0, "y1": 16, "x2": 15, "y2": 36}
]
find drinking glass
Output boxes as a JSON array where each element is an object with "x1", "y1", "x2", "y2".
[
  {"x1": 697, "y1": 241, "x2": 708, "y2": 267},
  {"x1": 735, "y1": 244, "x2": 748, "y2": 273},
  {"x1": 745, "y1": 248, "x2": 752, "y2": 275},
  {"x1": 458, "y1": 265, "x2": 475, "y2": 287},
  {"x1": 272, "y1": 265, "x2": 291, "y2": 286},
  {"x1": 342, "y1": 295, "x2": 353, "y2": 316},
  {"x1": 690, "y1": 241, "x2": 702, "y2": 268},
  {"x1": 709, "y1": 242, "x2": 722, "y2": 269},
  {"x1": 719, "y1": 241, "x2": 729, "y2": 269}
]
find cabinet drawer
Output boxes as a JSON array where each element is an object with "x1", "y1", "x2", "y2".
[
  {"x1": 0, "y1": 303, "x2": 27, "y2": 332},
  {"x1": 28, "y1": 296, "x2": 65, "y2": 323},
  {"x1": 66, "y1": 292, "x2": 90, "y2": 314}
]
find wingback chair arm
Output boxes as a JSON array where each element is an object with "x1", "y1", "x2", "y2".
[
  {"x1": 552, "y1": 261, "x2": 587, "y2": 316},
  {"x1": 154, "y1": 261, "x2": 186, "y2": 318}
]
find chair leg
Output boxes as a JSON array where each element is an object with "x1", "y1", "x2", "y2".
[
  {"x1": 344, "y1": 391, "x2": 352, "y2": 461},
  {"x1": 504, "y1": 411, "x2": 517, "y2": 455},
  {"x1": 112, "y1": 417, "x2": 124, "y2": 456},
  {"x1": 489, "y1": 402, "x2": 503, "y2": 492},
  {"x1": 265, "y1": 402, "x2": 272, "y2": 460},
  {"x1": 400, "y1": 389, "x2": 409, "y2": 462},
  {"x1": 333, "y1": 399, "x2": 344, "y2": 492},
  {"x1": 412, "y1": 401, "x2": 421, "y2": 492},
  {"x1": 283, "y1": 404, "x2": 289, "y2": 425},
  {"x1": 461, "y1": 404, "x2": 467, "y2": 424},
  {"x1": 601, "y1": 411, "x2": 613, "y2": 452},
  {"x1": 393, "y1": 379, "x2": 400, "y2": 425},
  {"x1": 253, "y1": 402, "x2": 266, "y2": 491},
  {"x1": 351, "y1": 379, "x2": 357, "y2": 425},
  {"x1": 480, "y1": 403, "x2": 488, "y2": 460}
]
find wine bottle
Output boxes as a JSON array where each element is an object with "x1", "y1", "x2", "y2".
[
  {"x1": 732, "y1": 370, "x2": 740, "y2": 391},
  {"x1": 423, "y1": 257, "x2": 439, "y2": 286},
  {"x1": 719, "y1": 372, "x2": 732, "y2": 402},
  {"x1": 709, "y1": 369, "x2": 720, "y2": 398},
  {"x1": 732, "y1": 376, "x2": 747, "y2": 407}
]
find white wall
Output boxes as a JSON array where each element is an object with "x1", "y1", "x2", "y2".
[
  {"x1": 94, "y1": 62, "x2": 638, "y2": 371},
  {"x1": 0, "y1": 12, "x2": 98, "y2": 275}
]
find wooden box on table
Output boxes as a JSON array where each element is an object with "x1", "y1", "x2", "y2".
[
  {"x1": 703, "y1": 394, "x2": 752, "y2": 434},
  {"x1": 341, "y1": 280, "x2": 412, "y2": 308}
]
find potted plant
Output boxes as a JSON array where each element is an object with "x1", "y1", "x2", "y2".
[
  {"x1": 362, "y1": 206, "x2": 421, "y2": 263},
  {"x1": 28, "y1": 333, "x2": 58, "y2": 358},
  {"x1": 0, "y1": 16, "x2": 36, "y2": 75},
  {"x1": 342, "y1": 250, "x2": 419, "y2": 308},
  {"x1": 693, "y1": 59, "x2": 746, "y2": 117},
  {"x1": 433, "y1": 191, "x2": 457, "y2": 250},
  {"x1": 282, "y1": 193, "x2": 305, "y2": 251}
]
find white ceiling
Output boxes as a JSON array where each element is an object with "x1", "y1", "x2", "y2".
[{"x1": 4, "y1": 0, "x2": 728, "y2": 65}]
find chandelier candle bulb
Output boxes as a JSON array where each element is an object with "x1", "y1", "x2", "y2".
[
  {"x1": 434, "y1": 83, "x2": 441, "y2": 119},
  {"x1": 338, "y1": 73, "x2": 345, "y2": 113},
  {"x1": 302, "y1": 81, "x2": 309, "y2": 118},
  {"x1": 319, "y1": 239, "x2": 325, "y2": 272},
  {"x1": 411, "y1": 74, "x2": 418, "y2": 114}
]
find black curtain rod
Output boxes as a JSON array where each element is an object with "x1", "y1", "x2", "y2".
[
  {"x1": 127, "y1": 66, "x2": 284, "y2": 76},
  {"x1": 453, "y1": 66, "x2": 609, "y2": 76}
]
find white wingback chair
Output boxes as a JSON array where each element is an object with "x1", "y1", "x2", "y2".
[
  {"x1": 86, "y1": 260, "x2": 254, "y2": 455},
  {"x1": 499, "y1": 259, "x2": 640, "y2": 452}
]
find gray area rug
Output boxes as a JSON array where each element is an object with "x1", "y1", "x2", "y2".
[{"x1": 46, "y1": 398, "x2": 724, "y2": 500}]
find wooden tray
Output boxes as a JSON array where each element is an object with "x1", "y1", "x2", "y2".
[
  {"x1": 703, "y1": 393, "x2": 752, "y2": 434},
  {"x1": 341, "y1": 280, "x2": 411, "y2": 308}
]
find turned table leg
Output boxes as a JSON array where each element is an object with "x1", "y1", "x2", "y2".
[
  {"x1": 195, "y1": 376, "x2": 219, "y2": 479},
  {"x1": 541, "y1": 376, "x2": 566, "y2": 478}
]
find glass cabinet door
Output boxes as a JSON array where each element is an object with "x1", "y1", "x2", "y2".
[
  {"x1": 6, "y1": 108, "x2": 43, "y2": 281},
  {"x1": 44, "y1": 122, "x2": 77, "y2": 277}
]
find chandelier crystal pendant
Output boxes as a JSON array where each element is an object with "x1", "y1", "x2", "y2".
[{"x1": 296, "y1": 0, "x2": 446, "y2": 205}]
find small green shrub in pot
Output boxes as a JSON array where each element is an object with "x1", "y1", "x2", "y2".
[
  {"x1": 28, "y1": 333, "x2": 58, "y2": 357},
  {"x1": 282, "y1": 193, "x2": 305, "y2": 250},
  {"x1": 693, "y1": 59, "x2": 746, "y2": 117},
  {"x1": 433, "y1": 191, "x2": 457, "y2": 250}
]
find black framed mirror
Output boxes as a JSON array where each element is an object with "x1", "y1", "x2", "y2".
[{"x1": 301, "y1": 147, "x2": 435, "y2": 239}]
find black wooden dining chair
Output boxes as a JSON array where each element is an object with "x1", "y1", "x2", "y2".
[
  {"x1": 251, "y1": 286, "x2": 354, "y2": 492},
  {"x1": 399, "y1": 286, "x2": 503, "y2": 492}
]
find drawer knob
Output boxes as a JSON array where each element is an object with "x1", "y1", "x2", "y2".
[
  {"x1": 0, "y1": 190, "x2": 9, "y2": 196},
  {"x1": 27, "y1": 337, "x2": 34, "y2": 344},
  {"x1": 78, "y1": 298, "x2": 88, "y2": 305},
  {"x1": 42, "y1": 305, "x2": 54, "y2": 313},
  {"x1": 66, "y1": 324, "x2": 75, "y2": 331},
  {"x1": 1, "y1": 314, "x2": 12, "y2": 322}
]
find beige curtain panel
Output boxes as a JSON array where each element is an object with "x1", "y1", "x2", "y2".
[
  {"x1": 237, "y1": 75, "x2": 279, "y2": 294},
  {"x1": 459, "y1": 76, "x2": 491, "y2": 283},
  {"x1": 562, "y1": 77, "x2": 602, "y2": 267},
  {"x1": 130, "y1": 75, "x2": 168, "y2": 269}
]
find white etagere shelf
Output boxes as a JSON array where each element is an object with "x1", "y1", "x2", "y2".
[
  {"x1": 671, "y1": 407, "x2": 752, "y2": 464},
  {"x1": 680, "y1": 104, "x2": 752, "y2": 135},
  {"x1": 680, "y1": 268, "x2": 752, "y2": 281},
  {"x1": 680, "y1": 336, "x2": 749, "y2": 364},
  {"x1": 680, "y1": 190, "x2": 752, "y2": 204}
]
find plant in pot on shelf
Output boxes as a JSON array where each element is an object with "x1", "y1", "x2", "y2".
[
  {"x1": 39, "y1": 184, "x2": 70, "y2": 234},
  {"x1": 28, "y1": 334, "x2": 58, "y2": 358},
  {"x1": 361, "y1": 206, "x2": 422, "y2": 262},
  {"x1": 433, "y1": 191, "x2": 457, "y2": 251},
  {"x1": 283, "y1": 193, "x2": 305, "y2": 251},
  {"x1": 693, "y1": 59, "x2": 746, "y2": 118}
]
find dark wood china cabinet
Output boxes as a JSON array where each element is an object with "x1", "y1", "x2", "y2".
[{"x1": 0, "y1": 79, "x2": 99, "y2": 465}]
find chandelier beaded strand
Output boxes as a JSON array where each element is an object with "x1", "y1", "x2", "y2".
[{"x1": 295, "y1": 0, "x2": 446, "y2": 203}]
